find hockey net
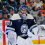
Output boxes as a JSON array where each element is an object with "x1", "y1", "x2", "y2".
[{"x1": 0, "y1": 19, "x2": 10, "y2": 45}]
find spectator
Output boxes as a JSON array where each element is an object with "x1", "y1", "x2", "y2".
[
  {"x1": 6, "y1": 0, "x2": 17, "y2": 13},
  {"x1": 20, "y1": 0, "x2": 25, "y2": 5},
  {"x1": 34, "y1": 0, "x2": 42, "y2": 9},
  {"x1": 34, "y1": 0, "x2": 36, "y2": 2},
  {"x1": 26, "y1": 0, "x2": 30, "y2": 5},
  {"x1": 41, "y1": 10, "x2": 45, "y2": 16},
  {"x1": 3, "y1": 1, "x2": 7, "y2": 6},
  {"x1": 26, "y1": 0, "x2": 34, "y2": 5},
  {"x1": 8, "y1": 9, "x2": 14, "y2": 18},
  {"x1": 42, "y1": 0, "x2": 45, "y2": 9},
  {"x1": 40, "y1": 6, "x2": 45, "y2": 15},
  {"x1": 40, "y1": 5, "x2": 44, "y2": 10},
  {"x1": 7, "y1": 0, "x2": 16, "y2": 5},
  {"x1": 3, "y1": 12, "x2": 9, "y2": 19},
  {"x1": 30, "y1": 6, "x2": 38, "y2": 20},
  {"x1": 0, "y1": 11, "x2": 2, "y2": 20},
  {"x1": 16, "y1": 0, "x2": 20, "y2": 5},
  {"x1": 36, "y1": 10, "x2": 44, "y2": 24},
  {"x1": 3, "y1": 6, "x2": 9, "y2": 14},
  {"x1": 27, "y1": 1, "x2": 34, "y2": 13},
  {"x1": 7, "y1": 4, "x2": 13, "y2": 12},
  {"x1": 0, "y1": 2, "x2": 2, "y2": 10}
]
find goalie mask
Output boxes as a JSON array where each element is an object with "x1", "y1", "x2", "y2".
[{"x1": 19, "y1": 5, "x2": 27, "y2": 20}]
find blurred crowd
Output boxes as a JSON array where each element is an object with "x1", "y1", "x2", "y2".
[{"x1": 0, "y1": 0, "x2": 45, "y2": 25}]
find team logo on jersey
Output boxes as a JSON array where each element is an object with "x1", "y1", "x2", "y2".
[{"x1": 21, "y1": 24, "x2": 28, "y2": 33}]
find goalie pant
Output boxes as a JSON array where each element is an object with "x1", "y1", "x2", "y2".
[
  {"x1": 8, "y1": 31, "x2": 33, "y2": 45},
  {"x1": 17, "y1": 36, "x2": 33, "y2": 45}
]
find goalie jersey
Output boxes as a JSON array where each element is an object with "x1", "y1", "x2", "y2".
[{"x1": 6, "y1": 14, "x2": 36, "y2": 37}]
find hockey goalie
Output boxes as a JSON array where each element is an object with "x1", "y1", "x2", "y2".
[{"x1": 6, "y1": 5, "x2": 38, "y2": 45}]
